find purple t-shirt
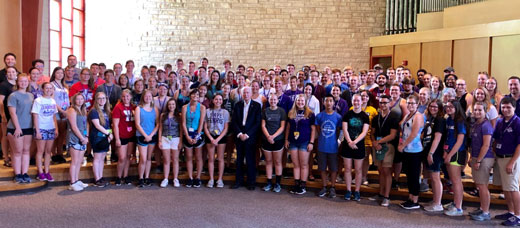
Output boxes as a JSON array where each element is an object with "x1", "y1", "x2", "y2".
[
  {"x1": 471, "y1": 119, "x2": 494, "y2": 158},
  {"x1": 288, "y1": 110, "x2": 315, "y2": 144},
  {"x1": 334, "y1": 98, "x2": 349, "y2": 117},
  {"x1": 493, "y1": 115, "x2": 520, "y2": 156}
]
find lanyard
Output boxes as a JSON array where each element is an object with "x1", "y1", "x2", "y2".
[
  {"x1": 501, "y1": 116, "x2": 518, "y2": 136},
  {"x1": 390, "y1": 98, "x2": 400, "y2": 110},
  {"x1": 378, "y1": 112, "x2": 390, "y2": 132},
  {"x1": 157, "y1": 97, "x2": 167, "y2": 113},
  {"x1": 294, "y1": 110, "x2": 304, "y2": 131},
  {"x1": 403, "y1": 111, "x2": 417, "y2": 129},
  {"x1": 104, "y1": 85, "x2": 114, "y2": 100},
  {"x1": 187, "y1": 104, "x2": 197, "y2": 129},
  {"x1": 53, "y1": 81, "x2": 63, "y2": 90}
]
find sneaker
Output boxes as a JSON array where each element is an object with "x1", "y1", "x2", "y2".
[
  {"x1": 45, "y1": 173, "x2": 54, "y2": 182},
  {"x1": 391, "y1": 180, "x2": 399, "y2": 190},
  {"x1": 443, "y1": 202, "x2": 455, "y2": 210},
  {"x1": 160, "y1": 179, "x2": 169, "y2": 188},
  {"x1": 22, "y1": 173, "x2": 31, "y2": 183},
  {"x1": 123, "y1": 177, "x2": 132, "y2": 185},
  {"x1": 502, "y1": 216, "x2": 520, "y2": 226},
  {"x1": 289, "y1": 185, "x2": 300, "y2": 194},
  {"x1": 423, "y1": 204, "x2": 443, "y2": 212},
  {"x1": 368, "y1": 194, "x2": 382, "y2": 201},
  {"x1": 469, "y1": 208, "x2": 483, "y2": 216},
  {"x1": 401, "y1": 200, "x2": 420, "y2": 210},
  {"x1": 68, "y1": 181, "x2": 84, "y2": 191},
  {"x1": 499, "y1": 194, "x2": 506, "y2": 199},
  {"x1": 207, "y1": 179, "x2": 214, "y2": 188},
  {"x1": 444, "y1": 207, "x2": 463, "y2": 216},
  {"x1": 344, "y1": 191, "x2": 352, "y2": 200},
  {"x1": 263, "y1": 183, "x2": 273, "y2": 192},
  {"x1": 193, "y1": 179, "x2": 201, "y2": 188},
  {"x1": 362, "y1": 180, "x2": 369, "y2": 186},
  {"x1": 37, "y1": 173, "x2": 47, "y2": 181},
  {"x1": 102, "y1": 178, "x2": 109, "y2": 187},
  {"x1": 78, "y1": 180, "x2": 88, "y2": 188},
  {"x1": 273, "y1": 183, "x2": 281, "y2": 193},
  {"x1": 186, "y1": 179, "x2": 193, "y2": 188},
  {"x1": 115, "y1": 177, "x2": 122, "y2": 186},
  {"x1": 329, "y1": 187, "x2": 336, "y2": 198},
  {"x1": 471, "y1": 211, "x2": 491, "y2": 221},
  {"x1": 295, "y1": 187, "x2": 306, "y2": 195},
  {"x1": 138, "y1": 179, "x2": 145, "y2": 188},
  {"x1": 216, "y1": 180, "x2": 224, "y2": 188},
  {"x1": 381, "y1": 198, "x2": 390, "y2": 207},
  {"x1": 173, "y1": 178, "x2": 180, "y2": 188},
  {"x1": 495, "y1": 212, "x2": 515, "y2": 220},
  {"x1": 419, "y1": 182, "x2": 429, "y2": 192},
  {"x1": 94, "y1": 179, "x2": 106, "y2": 187},
  {"x1": 13, "y1": 174, "x2": 23, "y2": 183},
  {"x1": 318, "y1": 187, "x2": 327, "y2": 197},
  {"x1": 353, "y1": 191, "x2": 361, "y2": 201},
  {"x1": 145, "y1": 178, "x2": 152, "y2": 187}
]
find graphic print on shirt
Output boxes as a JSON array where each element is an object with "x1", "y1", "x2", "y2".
[
  {"x1": 123, "y1": 109, "x2": 134, "y2": 122},
  {"x1": 348, "y1": 117, "x2": 363, "y2": 139},
  {"x1": 320, "y1": 119, "x2": 336, "y2": 138},
  {"x1": 41, "y1": 104, "x2": 57, "y2": 117}
]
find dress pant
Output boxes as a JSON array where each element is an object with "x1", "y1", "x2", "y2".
[{"x1": 235, "y1": 137, "x2": 256, "y2": 186}]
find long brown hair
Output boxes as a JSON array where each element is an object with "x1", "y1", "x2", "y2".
[
  {"x1": 160, "y1": 98, "x2": 180, "y2": 123},
  {"x1": 70, "y1": 93, "x2": 87, "y2": 116},
  {"x1": 89, "y1": 92, "x2": 111, "y2": 126}
]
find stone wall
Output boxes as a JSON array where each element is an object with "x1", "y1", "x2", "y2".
[{"x1": 85, "y1": 0, "x2": 385, "y2": 71}]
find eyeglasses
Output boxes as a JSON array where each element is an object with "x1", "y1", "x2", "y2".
[
  {"x1": 407, "y1": 102, "x2": 417, "y2": 105},
  {"x1": 445, "y1": 105, "x2": 454, "y2": 109}
]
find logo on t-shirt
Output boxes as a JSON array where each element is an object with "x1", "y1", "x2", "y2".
[{"x1": 321, "y1": 119, "x2": 336, "y2": 138}]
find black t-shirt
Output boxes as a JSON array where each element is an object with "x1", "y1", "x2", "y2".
[
  {"x1": 0, "y1": 80, "x2": 14, "y2": 121},
  {"x1": 371, "y1": 111, "x2": 400, "y2": 147},
  {"x1": 422, "y1": 116, "x2": 446, "y2": 157},
  {"x1": 342, "y1": 110, "x2": 369, "y2": 150},
  {"x1": 0, "y1": 69, "x2": 6, "y2": 83}
]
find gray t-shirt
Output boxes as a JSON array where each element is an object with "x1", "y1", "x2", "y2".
[
  {"x1": 205, "y1": 109, "x2": 230, "y2": 135},
  {"x1": 7, "y1": 91, "x2": 34, "y2": 129},
  {"x1": 262, "y1": 107, "x2": 287, "y2": 141}
]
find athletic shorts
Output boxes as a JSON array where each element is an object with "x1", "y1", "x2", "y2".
[
  {"x1": 340, "y1": 141, "x2": 365, "y2": 160},
  {"x1": 137, "y1": 135, "x2": 158, "y2": 146},
  {"x1": 317, "y1": 151, "x2": 338, "y2": 172},
  {"x1": 120, "y1": 137, "x2": 136, "y2": 146},
  {"x1": 262, "y1": 138, "x2": 284, "y2": 152},
  {"x1": 425, "y1": 152, "x2": 443, "y2": 172},
  {"x1": 204, "y1": 134, "x2": 226, "y2": 145},
  {"x1": 160, "y1": 136, "x2": 180, "y2": 150},
  {"x1": 67, "y1": 142, "x2": 86, "y2": 151},
  {"x1": 91, "y1": 136, "x2": 110, "y2": 153},
  {"x1": 449, "y1": 150, "x2": 467, "y2": 167},
  {"x1": 7, "y1": 128, "x2": 34, "y2": 136},
  {"x1": 183, "y1": 135, "x2": 204, "y2": 149}
]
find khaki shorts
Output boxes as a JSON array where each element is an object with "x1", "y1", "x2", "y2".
[
  {"x1": 493, "y1": 157, "x2": 520, "y2": 192},
  {"x1": 470, "y1": 157, "x2": 495, "y2": 185},
  {"x1": 374, "y1": 144, "x2": 395, "y2": 168}
]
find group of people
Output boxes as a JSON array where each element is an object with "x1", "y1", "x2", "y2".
[{"x1": 1, "y1": 53, "x2": 520, "y2": 225}]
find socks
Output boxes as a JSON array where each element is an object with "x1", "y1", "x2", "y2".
[
  {"x1": 267, "y1": 178, "x2": 272, "y2": 185},
  {"x1": 301, "y1": 181, "x2": 306, "y2": 188},
  {"x1": 275, "y1": 175, "x2": 281, "y2": 184}
]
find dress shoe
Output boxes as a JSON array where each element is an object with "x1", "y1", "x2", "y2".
[{"x1": 230, "y1": 183, "x2": 241, "y2": 189}]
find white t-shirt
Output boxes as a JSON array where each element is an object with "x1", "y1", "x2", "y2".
[
  {"x1": 31, "y1": 97, "x2": 58, "y2": 130},
  {"x1": 307, "y1": 95, "x2": 321, "y2": 115}
]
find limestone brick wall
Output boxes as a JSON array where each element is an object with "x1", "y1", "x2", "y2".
[{"x1": 85, "y1": 0, "x2": 385, "y2": 71}]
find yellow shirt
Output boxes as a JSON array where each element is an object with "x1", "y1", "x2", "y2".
[{"x1": 350, "y1": 105, "x2": 378, "y2": 147}]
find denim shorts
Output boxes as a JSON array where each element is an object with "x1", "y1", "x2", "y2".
[
  {"x1": 288, "y1": 141, "x2": 309, "y2": 151},
  {"x1": 67, "y1": 142, "x2": 87, "y2": 151}
]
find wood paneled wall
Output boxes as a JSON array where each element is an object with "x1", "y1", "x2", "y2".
[
  {"x1": 421, "y1": 41, "x2": 452, "y2": 78},
  {"x1": 393, "y1": 44, "x2": 421, "y2": 76},
  {"x1": 452, "y1": 38, "x2": 490, "y2": 91},
  {"x1": 0, "y1": 0, "x2": 23, "y2": 70},
  {"x1": 491, "y1": 35, "x2": 520, "y2": 93}
]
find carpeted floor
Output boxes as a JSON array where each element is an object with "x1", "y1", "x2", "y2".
[{"x1": 0, "y1": 184, "x2": 504, "y2": 228}]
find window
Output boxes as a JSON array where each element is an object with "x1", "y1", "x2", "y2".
[{"x1": 49, "y1": 0, "x2": 85, "y2": 71}]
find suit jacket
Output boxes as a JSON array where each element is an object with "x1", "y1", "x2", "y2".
[{"x1": 232, "y1": 99, "x2": 261, "y2": 140}]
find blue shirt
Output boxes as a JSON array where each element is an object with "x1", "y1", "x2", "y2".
[
  {"x1": 315, "y1": 111, "x2": 342, "y2": 153},
  {"x1": 445, "y1": 117, "x2": 466, "y2": 152},
  {"x1": 493, "y1": 115, "x2": 520, "y2": 156}
]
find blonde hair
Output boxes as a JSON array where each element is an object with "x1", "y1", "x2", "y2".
[
  {"x1": 139, "y1": 89, "x2": 155, "y2": 107},
  {"x1": 288, "y1": 94, "x2": 313, "y2": 119}
]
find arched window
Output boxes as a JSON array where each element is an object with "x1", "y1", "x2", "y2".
[{"x1": 49, "y1": 0, "x2": 84, "y2": 70}]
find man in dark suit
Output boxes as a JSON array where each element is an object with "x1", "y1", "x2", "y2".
[{"x1": 231, "y1": 86, "x2": 261, "y2": 190}]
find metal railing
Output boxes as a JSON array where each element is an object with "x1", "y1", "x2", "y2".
[{"x1": 385, "y1": 0, "x2": 488, "y2": 35}]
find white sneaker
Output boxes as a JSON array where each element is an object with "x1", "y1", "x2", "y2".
[
  {"x1": 444, "y1": 207, "x2": 463, "y2": 216},
  {"x1": 173, "y1": 178, "x2": 180, "y2": 187},
  {"x1": 69, "y1": 182, "x2": 84, "y2": 191},
  {"x1": 424, "y1": 204, "x2": 444, "y2": 212},
  {"x1": 160, "y1": 179, "x2": 169, "y2": 188},
  {"x1": 216, "y1": 179, "x2": 224, "y2": 188},
  {"x1": 381, "y1": 198, "x2": 390, "y2": 207},
  {"x1": 77, "y1": 180, "x2": 88, "y2": 188},
  {"x1": 207, "y1": 179, "x2": 214, "y2": 188}
]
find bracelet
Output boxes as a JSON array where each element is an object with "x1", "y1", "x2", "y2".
[{"x1": 309, "y1": 142, "x2": 314, "y2": 145}]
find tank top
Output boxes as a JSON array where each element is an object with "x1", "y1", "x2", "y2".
[
  {"x1": 67, "y1": 112, "x2": 87, "y2": 145},
  {"x1": 390, "y1": 98, "x2": 403, "y2": 120},
  {"x1": 252, "y1": 95, "x2": 263, "y2": 108},
  {"x1": 401, "y1": 112, "x2": 423, "y2": 153},
  {"x1": 137, "y1": 107, "x2": 156, "y2": 136},
  {"x1": 186, "y1": 103, "x2": 201, "y2": 132},
  {"x1": 162, "y1": 116, "x2": 180, "y2": 137},
  {"x1": 176, "y1": 89, "x2": 190, "y2": 112}
]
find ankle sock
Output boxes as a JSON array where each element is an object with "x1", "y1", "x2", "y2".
[{"x1": 276, "y1": 175, "x2": 281, "y2": 184}]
